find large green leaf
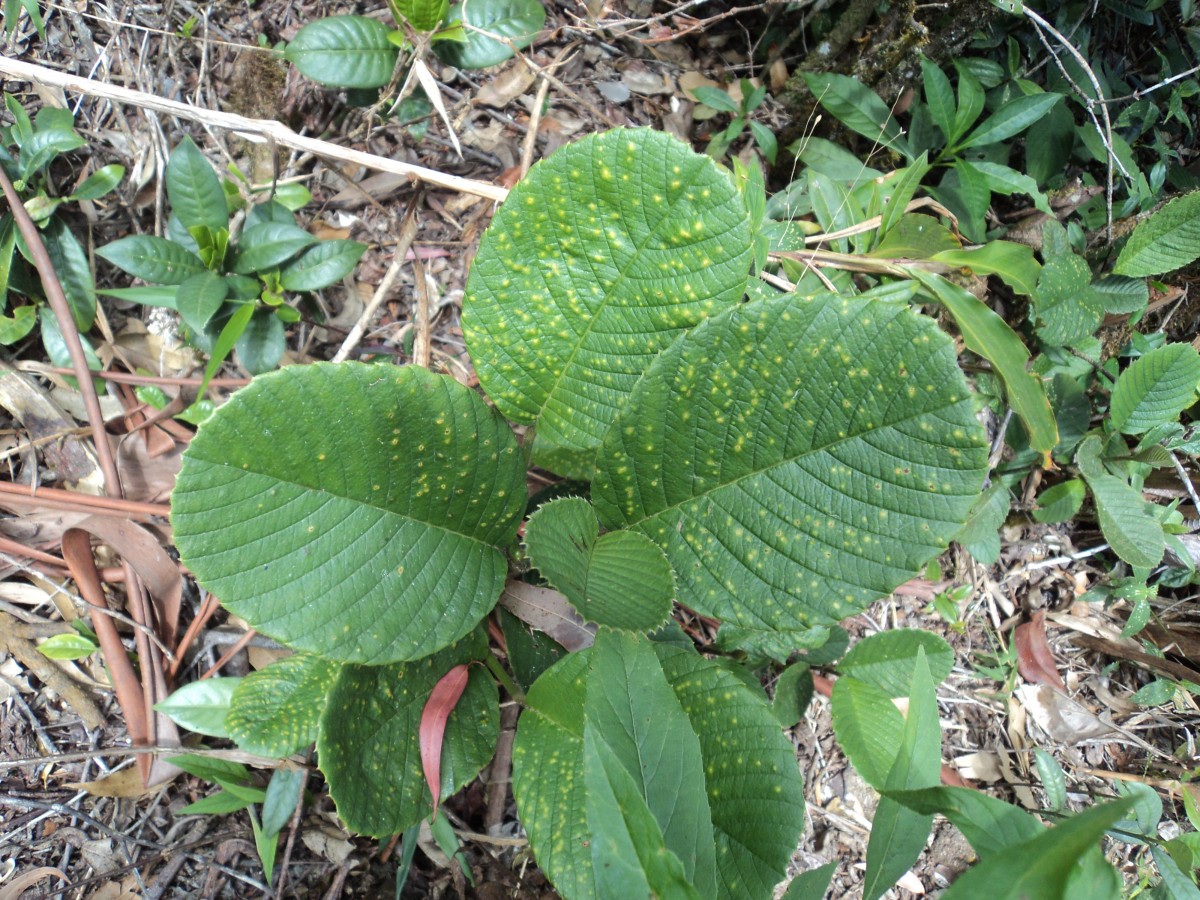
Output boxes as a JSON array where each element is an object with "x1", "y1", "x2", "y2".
[
  {"x1": 432, "y1": 0, "x2": 546, "y2": 70},
  {"x1": 462, "y1": 128, "x2": 751, "y2": 478},
  {"x1": 1110, "y1": 343, "x2": 1200, "y2": 435},
  {"x1": 591, "y1": 293, "x2": 988, "y2": 641},
  {"x1": 285, "y1": 16, "x2": 399, "y2": 89},
  {"x1": 1114, "y1": 190, "x2": 1200, "y2": 276},
  {"x1": 930, "y1": 240, "x2": 1041, "y2": 297},
  {"x1": 1033, "y1": 253, "x2": 1105, "y2": 346},
  {"x1": 318, "y1": 633, "x2": 498, "y2": 836},
  {"x1": 166, "y1": 136, "x2": 228, "y2": 233},
  {"x1": 172, "y1": 363, "x2": 527, "y2": 664},
  {"x1": 1077, "y1": 435, "x2": 1164, "y2": 568},
  {"x1": 655, "y1": 646, "x2": 805, "y2": 900},
  {"x1": 231, "y1": 222, "x2": 315, "y2": 275},
  {"x1": 585, "y1": 632, "x2": 717, "y2": 897},
  {"x1": 279, "y1": 239, "x2": 367, "y2": 291},
  {"x1": 513, "y1": 643, "x2": 804, "y2": 899},
  {"x1": 227, "y1": 653, "x2": 340, "y2": 757},
  {"x1": 524, "y1": 497, "x2": 674, "y2": 631}
]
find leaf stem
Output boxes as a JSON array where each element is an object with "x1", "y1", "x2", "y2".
[{"x1": 482, "y1": 652, "x2": 525, "y2": 705}]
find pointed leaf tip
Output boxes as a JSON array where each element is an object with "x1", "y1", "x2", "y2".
[{"x1": 420, "y1": 663, "x2": 472, "y2": 818}]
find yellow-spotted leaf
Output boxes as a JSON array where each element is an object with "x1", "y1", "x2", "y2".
[
  {"x1": 462, "y1": 128, "x2": 752, "y2": 478},
  {"x1": 592, "y1": 293, "x2": 989, "y2": 643},
  {"x1": 172, "y1": 363, "x2": 526, "y2": 664}
]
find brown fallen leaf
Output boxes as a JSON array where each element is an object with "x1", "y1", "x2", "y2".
[
  {"x1": 0, "y1": 867, "x2": 68, "y2": 900},
  {"x1": 1014, "y1": 609, "x2": 1066, "y2": 690},
  {"x1": 69, "y1": 765, "x2": 165, "y2": 798},
  {"x1": 498, "y1": 581, "x2": 595, "y2": 651}
]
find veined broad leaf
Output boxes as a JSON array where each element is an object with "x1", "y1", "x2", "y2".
[
  {"x1": 1033, "y1": 253, "x2": 1105, "y2": 346},
  {"x1": 524, "y1": 497, "x2": 674, "y2": 631},
  {"x1": 513, "y1": 642, "x2": 805, "y2": 899},
  {"x1": 172, "y1": 363, "x2": 527, "y2": 664},
  {"x1": 837, "y1": 630, "x2": 953, "y2": 697},
  {"x1": 1109, "y1": 343, "x2": 1200, "y2": 436},
  {"x1": 1114, "y1": 190, "x2": 1200, "y2": 276},
  {"x1": 831, "y1": 675, "x2": 905, "y2": 788},
  {"x1": 462, "y1": 128, "x2": 751, "y2": 478},
  {"x1": 227, "y1": 653, "x2": 340, "y2": 757},
  {"x1": 318, "y1": 632, "x2": 498, "y2": 836},
  {"x1": 42, "y1": 218, "x2": 96, "y2": 330},
  {"x1": 285, "y1": 16, "x2": 399, "y2": 89},
  {"x1": 592, "y1": 293, "x2": 988, "y2": 640}
]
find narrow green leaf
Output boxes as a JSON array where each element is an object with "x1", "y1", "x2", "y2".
[
  {"x1": 837, "y1": 630, "x2": 953, "y2": 698},
  {"x1": 227, "y1": 653, "x2": 339, "y2": 757},
  {"x1": 1114, "y1": 191, "x2": 1200, "y2": 276},
  {"x1": 584, "y1": 632, "x2": 715, "y2": 897},
  {"x1": 920, "y1": 58, "x2": 955, "y2": 142},
  {"x1": 692, "y1": 86, "x2": 739, "y2": 113},
  {"x1": 940, "y1": 798, "x2": 1132, "y2": 899},
  {"x1": 951, "y1": 67, "x2": 985, "y2": 145},
  {"x1": 155, "y1": 677, "x2": 241, "y2": 738},
  {"x1": 931, "y1": 241, "x2": 1041, "y2": 297},
  {"x1": 955, "y1": 93, "x2": 1062, "y2": 150},
  {"x1": 173, "y1": 363, "x2": 527, "y2": 664},
  {"x1": 803, "y1": 71, "x2": 912, "y2": 159},
  {"x1": 970, "y1": 161, "x2": 1053, "y2": 214},
  {"x1": 862, "y1": 653, "x2": 939, "y2": 900},
  {"x1": 1110, "y1": 343, "x2": 1200, "y2": 435},
  {"x1": 41, "y1": 219, "x2": 95, "y2": 330},
  {"x1": 196, "y1": 300, "x2": 255, "y2": 399},
  {"x1": 97, "y1": 286, "x2": 179, "y2": 309},
  {"x1": 166, "y1": 137, "x2": 228, "y2": 232},
  {"x1": 885, "y1": 786, "x2": 1044, "y2": 858},
  {"x1": 37, "y1": 632, "x2": 98, "y2": 660},
  {"x1": 69, "y1": 164, "x2": 125, "y2": 202},
  {"x1": 97, "y1": 235, "x2": 205, "y2": 285},
  {"x1": 279, "y1": 239, "x2": 366, "y2": 291},
  {"x1": 1078, "y1": 438, "x2": 1164, "y2": 568},
  {"x1": 877, "y1": 153, "x2": 931, "y2": 243},
  {"x1": 230, "y1": 222, "x2": 315, "y2": 274},
  {"x1": 914, "y1": 271, "x2": 1057, "y2": 465},
  {"x1": 168, "y1": 753, "x2": 251, "y2": 786},
  {"x1": 261, "y1": 766, "x2": 305, "y2": 837},
  {"x1": 285, "y1": 16, "x2": 399, "y2": 88},
  {"x1": 1033, "y1": 749, "x2": 1067, "y2": 812},
  {"x1": 869, "y1": 213, "x2": 960, "y2": 259},
  {"x1": 432, "y1": 0, "x2": 546, "y2": 70},
  {"x1": 524, "y1": 497, "x2": 674, "y2": 632},
  {"x1": 179, "y1": 789, "x2": 255, "y2": 816}
]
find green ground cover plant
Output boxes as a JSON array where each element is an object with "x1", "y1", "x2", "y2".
[{"x1": 160, "y1": 126, "x2": 1175, "y2": 898}]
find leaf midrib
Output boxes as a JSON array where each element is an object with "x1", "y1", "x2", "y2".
[
  {"x1": 618, "y1": 395, "x2": 979, "y2": 530},
  {"x1": 182, "y1": 455, "x2": 502, "y2": 551}
]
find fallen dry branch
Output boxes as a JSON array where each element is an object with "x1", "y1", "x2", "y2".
[{"x1": 0, "y1": 55, "x2": 510, "y2": 203}]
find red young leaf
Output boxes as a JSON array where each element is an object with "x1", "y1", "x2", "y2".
[
  {"x1": 1015, "y1": 609, "x2": 1066, "y2": 691},
  {"x1": 419, "y1": 663, "x2": 471, "y2": 817}
]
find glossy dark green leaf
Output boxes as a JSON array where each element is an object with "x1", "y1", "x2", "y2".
[
  {"x1": 175, "y1": 270, "x2": 228, "y2": 333},
  {"x1": 69, "y1": 163, "x2": 125, "y2": 202},
  {"x1": 803, "y1": 72, "x2": 912, "y2": 160},
  {"x1": 97, "y1": 235, "x2": 205, "y2": 285},
  {"x1": 19, "y1": 126, "x2": 85, "y2": 180},
  {"x1": 41, "y1": 218, "x2": 95, "y2": 330},
  {"x1": 285, "y1": 15, "x2": 399, "y2": 88},
  {"x1": 955, "y1": 92, "x2": 1063, "y2": 150},
  {"x1": 166, "y1": 137, "x2": 228, "y2": 232},
  {"x1": 234, "y1": 307, "x2": 287, "y2": 375},
  {"x1": 432, "y1": 0, "x2": 546, "y2": 69},
  {"x1": 279, "y1": 239, "x2": 366, "y2": 291},
  {"x1": 230, "y1": 222, "x2": 315, "y2": 275},
  {"x1": 155, "y1": 677, "x2": 240, "y2": 738}
]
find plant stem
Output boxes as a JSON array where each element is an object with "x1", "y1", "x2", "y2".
[{"x1": 483, "y1": 652, "x2": 524, "y2": 705}]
